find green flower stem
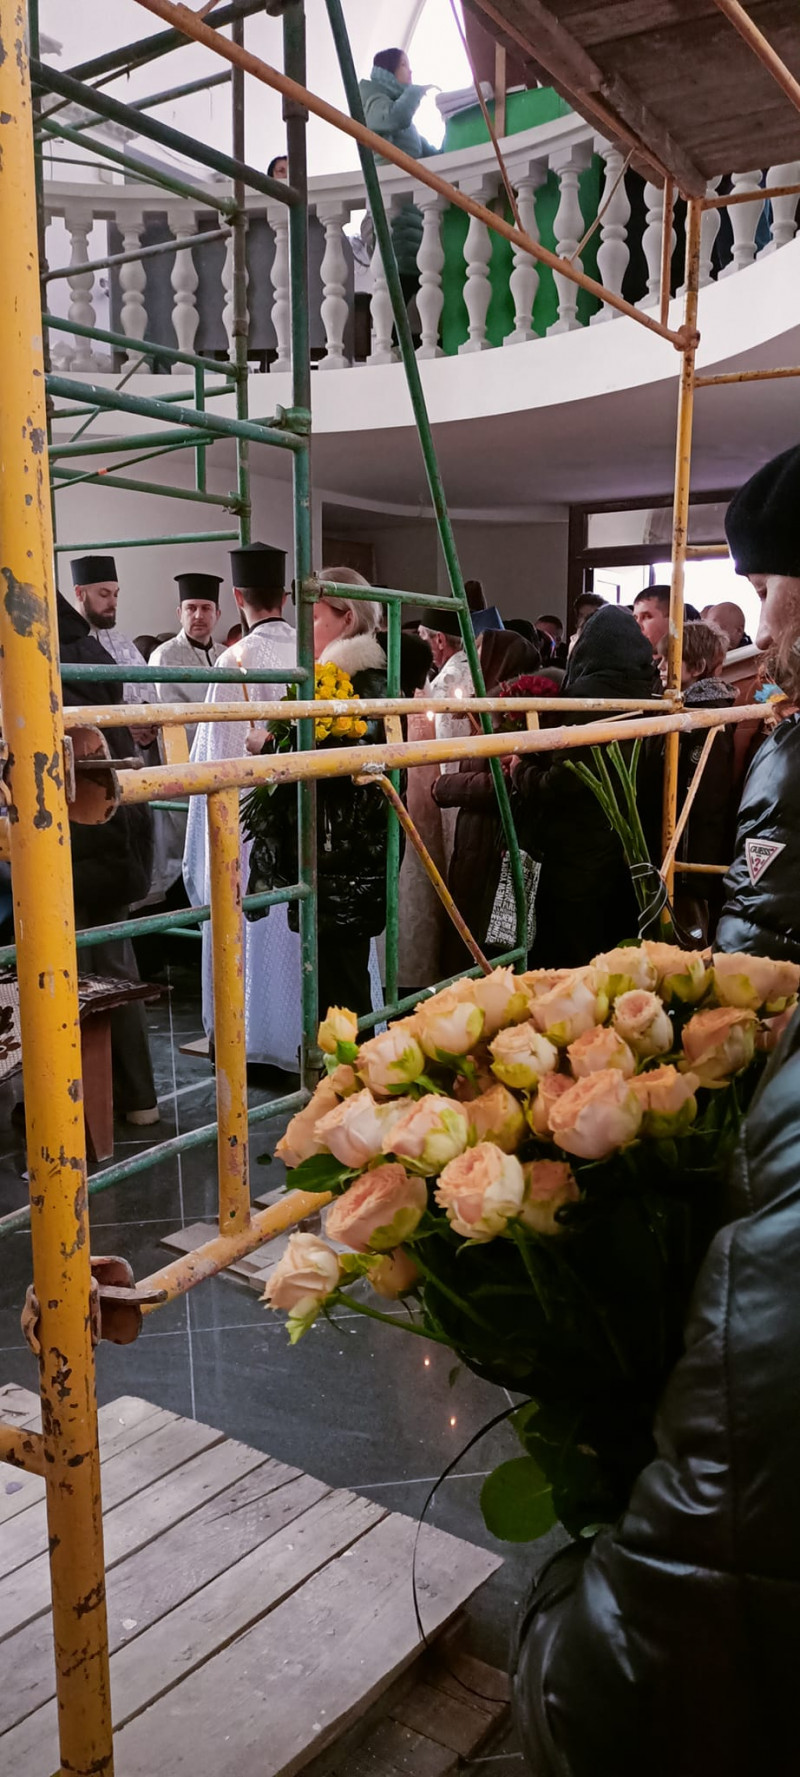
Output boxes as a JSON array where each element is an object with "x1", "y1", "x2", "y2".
[
  {"x1": 329, "y1": 1290, "x2": 450, "y2": 1344},
  {"x1": 411, "y1": 1248, "x2": 501, "y2": 1336},
  {"x1": 509, "y1": 1225, "x2": 554, "y2": 1324}
]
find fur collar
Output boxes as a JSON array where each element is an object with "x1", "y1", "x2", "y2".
[{"x1": 319, "y1": 632, "x2": 386, "y2": 676}]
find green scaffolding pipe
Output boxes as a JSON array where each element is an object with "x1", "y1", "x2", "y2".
[
  {"x1": 231, "y1": 11, "x2": 251, "y2": 545},
  {"x1": 60, "y1": 662, "x2": 309, "y2": 683},
  {"x1": 68, "y1": 2, "x2": 273, "y2": 88},
  {"x1": 45, "y1": 314, "x2": 235, "y2": 380},
  {"x1": 33, "y1": 61, "x2": 300, "y2": 208},
  {"x1": 51, "y1": 428, "x2": 220, "y2": 461},
  {"x1": 310, "y1": 580, "x2": 476, "y2": 612},
  {"x1": 43, "y1": 226, "x2": 231, "y2": 285},
  {"x1": 0, "y1": 883, "x2": 310, "y2": 972},
  {"x1": 54, "y1": 529, "x2": 239, "y2": 552},
  {"x1": 358, "y1": 950, "x2": 526, "y2": 1035},
  {"x1": 46, "y1": 376, "x2": 306, "y2": 454},
  {"x1": 38, "y1": 118, "x2": 237, "y2": 214},
  {"x1": 325, "y1": 0, "x2": 528, "y2": 966},
  {"x1": 384, "y1": 599, "x2": 401, "y2": 1008},
  {"x1": 117, "y1": 69, "x2": 234, "y2": 112},
  {"x1": 52, "y1": 467, "x2": 242, "y2": 512},
  {"x1": 0, "y1": 1087, "x2": 308, "y2": 1239}
]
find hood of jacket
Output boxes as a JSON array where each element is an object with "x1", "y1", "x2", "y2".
[
  {"x1": 563, "y1": 604, "x2": 656, "y2": 703},
  {"x1": 684, "y1": 676, "x2": 737, "y2": 707},
  {"x1": 319, "y1": 632, "x2": 386, "y2": 678}
]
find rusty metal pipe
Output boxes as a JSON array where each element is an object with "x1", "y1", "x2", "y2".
[
  {"x1": 0, "y1": 1423, "x2": 45, "y2": 1474},
  {"x1": 138, "y1": 1188, "x2": 332, "y2": 1306},
  {"x1": 207, "y1": 789, "x2": 250, "y2": 1237},
  {"x1": 358, "y1": 770, "x2": 491, "y2": 974}
]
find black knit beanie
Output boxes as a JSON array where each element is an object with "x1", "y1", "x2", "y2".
[{"x1": 725, "y1": 444, "x2": 800, "y2": 576}]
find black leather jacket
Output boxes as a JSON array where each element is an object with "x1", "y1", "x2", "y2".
[
  {"x1": 514, "y1": 1006, "x2": 800, "y2": 1777},
  {"x1": 716, "y1": 714, "x2": 800, "y2": 962}
]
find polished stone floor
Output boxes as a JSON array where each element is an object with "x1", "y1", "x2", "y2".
[{"x1": 0, "y1": 950, "x2": 562, "y2": 1712}]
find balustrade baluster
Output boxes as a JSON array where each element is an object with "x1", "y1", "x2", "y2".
[
  {"x1": 591, "y1": 142, "x2": 630, "y2": 323},
  {"x1": 762, "y1": 162, "x2": 800, "y2": 253},
  {"x1": 368, "y1": 221, "x2": 399, "y2": 366},
  {"x1": 549, "y1": 147, "x2": 591, "y2": 332},
  {"x1": 64, "y1": 206, "x2": 99, "y2": 369},
  {"x1": 169, "y1": 216, "x2": 200, "y2": 368},
  {"x1": 504, "y1": 172, "x2": 542, "y2": 344},
  {"x1": 118, "y1": 213, "x2": 147, "y2": 366},
  {"x1": 414, "y1": 190, "x2": 445, "y2": 359},
  {"x1": 723, "y1": 170, "x2": 762, "y2": 274},
  {"x1": 642, "y1": 179, "x2": 675, "y2": 302},
  {"x1": 459, "y1": 177, "x2": 497, "y2": 353},
  {"x1": 699, "y1": 181, "x2": 722, "y2": 287},
  {"x1": 317, "y1": 204, "x2": 350, "y2": 370},
  {"x1": 268, "y1": 207, "x2": 291, "y2": 373}
]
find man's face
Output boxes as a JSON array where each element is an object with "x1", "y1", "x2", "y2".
[
  {"x1": 75, "y1": 580, "x2": 119, "y2": 628},
  {"x1": 420, "y1": 626, "x2": 458, "y2": 670},
  {"x1": 633, "y1": 598, "x2": 669, "y2": 648},
  {"x1": 181, "y1": 599, "x2": 219, "y2": 644},
  {"x1": 748, "y1": 574, "x2": 800, "y2": 652},
  {"x1": 537, "y1": 620, "x2": 562, "y2": 645},
  {"x1": 272, "y1": 157, "x2": 288, "y2": 182}
]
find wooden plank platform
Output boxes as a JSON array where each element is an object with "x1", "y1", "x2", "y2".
[{"x1": 0, "y1": 1384, "x2": 503, "y2": 1777}]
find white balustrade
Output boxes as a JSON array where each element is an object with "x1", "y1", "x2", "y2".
[
  {"x1": 762, "y1": 162, "x2": 800, "y2": 253},
  {"x1": 699, "y1": 180, "x2": 722, "y2": 287},
  {"x1": 221, "y1": 226, "x2": 250, "y2": 365},
  {"x1": 413, "y1": 189, "x2": 446, "y2": 360},
  {"x1": 267, "y1": 206, "x2": 291, "y2": 373},
  {"x1": 591, "y1": 142, "x2": 631, "y2": 322},
  {"x1": 504, "y1": 172, "x2": 542, "y2": 345},
  {"x1": 368, "y1": 219, "x2": 400, "y2": 367},
  {"x1": 548, "y1": 147, "x2": 591, "y2": 333},
  {"x1": 64, "y1": 206, "x2": 99, "y2": 369},
  {"x1": 642, "y1": 179, "x2": 675, "y2": 303},
  {"x1": 169, "y1": 219, "x2": 200, "y2": 368},
  {"x1": 118, "y1": 215, "x2": 147, "y2": 365},
  {"x1": 316, "y1": 203, "x2": 351, "y2": 370},
  {"x1": 459, "y1": 177, "x2": 497, "y2": 354},
  {"x1": 723, "y1": 170, "x2": 762, "y2": 275}
]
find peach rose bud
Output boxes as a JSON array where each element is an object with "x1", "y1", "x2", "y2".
[
  {"x1": 489, "y1": 1020, "x2": 559, "y2": 1090},
  {"x1": 261, "y1": 1232, "x2": 342, "y2": 1341},
  {"x1": 680, "y1": 1005, "x2": 757, "y2": 1087},
  {"x1": 435, "y1": 1142, "x2": 526, "y2": 1241},
  {"x1": 528, "y1": 969, "x2": 606, "y2": 1047},
  {"x1": 568, "y1": 1024, "x2": 635, "y2": 1080},
  {"x1": 389, "y1": 1095, "x2": 469, "y2": 1175},
  {"x1": 369, "y1": 1249, "x2": 420, "y2": 1299},
  {"x1": 520, "y1": 968, "x2": 573, "y2": 1001},
  {"x1": 328, "y1": 1062, "x2": 359, "y2": 1097},
  {"x1": 357, "y1": 1021, "x2": 426, "y2": 1095},
  {"x1": 325, "y1": 1163, "x2": 428, "y2": 1252},
  {"x1": 520, "y1": 1160, "x2": 579, "y2": 1235},
  {"x1": 612, "y1": 988, "x2": 673, "y2": 1059},
  {"x1": 712, "y1": 951, "x2": 800, "y2": 1015},
  {"x1": 592, "y1": 945, "x2": 658, "y2": 999},
  {"x1": 470, "y1": 967, "x2": 531, "y2": 1038},
  {"x1": 757, "y1": 1005, "x2": 797, "y2": 1053},
  {"x1": 641, "y1": 941, "x2": 710, "y2": 1005},
  {"x1": 276, "y1": 1076, "x2": 342, "y2": 1169},
  {"x1": 414, "y1": 991, "x2": 485, "y2": 1061},
  {"x1": 317, "y1": 1005, "x2": 359, "y2": 1055},
  {"x1": 467, "y1": 1083, "x2": 526, "y2": 1152},
  {"x1": 549, "y1": 1068, "x2": 643, "y2": 1160},
  {"x1": 527, "y1": 1071, "x2": 574, "y2": 1137},
  {"x1": 629, "y1": 1063, "x2": 699, "y2": 1136},
  {"x1": 314, "y1": 1088, "x2": 412, "y2": 1169}
]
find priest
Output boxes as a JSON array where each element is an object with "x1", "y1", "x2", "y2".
[
  {"x1": 70, "y1": 554, "x2": 155, "y2": 735},
  {"x1": 183, "y1": 542, "x2": 303, "y2": 1071},
  {"x1": 150, "y1": 571, "x2": 225, "y2": 745}
]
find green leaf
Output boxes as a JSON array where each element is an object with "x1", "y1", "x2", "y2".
[
  {"x1": 286, "y1": 1153, "x2": 358, "y2": 1194},
  {"x1": 480, "y1": 1456, "x2": 557, "y2": 1543},
  {"x1": 336, "y1": 1040, "x2": 360, "y2": 1065},
  {"x1": 256, "y1": 1151, "x2": 273, "y2": 1166},
  {"x1": 448, "y1": 1363, "x2": 462, "y2": 1388}
]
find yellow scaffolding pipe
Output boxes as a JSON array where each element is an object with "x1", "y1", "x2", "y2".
[
  {"x1": 0, "y1": 16, "x2": 113, "y2": 1775},
  {"x1": 662, "y1": 196, "x2": 703, "y2": 880},
  {"x1": 207, "y1": 788, "x2": 251, "y2": 1237}
]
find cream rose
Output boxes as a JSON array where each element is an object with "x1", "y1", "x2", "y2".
[
  {"x1": 641, "y1": 941, "x2": 710, "y2": 1005},
  {"x1": 369, "y1": 1249, "x2": 420, "y2": 1299},
  {"x1": 612, "y1": 989, "x2": 673, "y2": 1059},
  {"x1": 357, "y1": 1021, "x2": 426, "y2": 1095},
  {"x1": 470, "y1": 967, "x2": 531, "y2": 1038},
  {"x1": 275, "y1": 1076, "x2": 341, "y2": 1169},
  {"x1": 591, "y1": 946, "x2": 658, "y2": 999},
  {"x1": 435, "y1": 1142, "x2": 526, "y2": 1241},
  {"x1": 317, "y1": 1005, "x2": 359, "y2": 1055},
  {"x1": 520, "y1": 968, "x2": 573, "y2": 1000},
  {"x1": 467, "y1": 1083, "x2": 526, "y2": 1153},
  {"x1": 680, "y1": 1005, "x2": 757, "y2": 1087},
  {"x1": 519, "y1": 1160, "x2": 579, "y2": 1235},
  {"x1": 757, "y1": 1005, "x2": 797, "y2": 1052},
  {"x1": 390, "y1": 1095, "x2": 470, "y2": 1175},
  {"x1": 489, "y1": 1020, "x2": 559, "y2": 1090},
  {"x1": 712, "y1": 951, "x2": 800, "y2": 1014},
  {"x1": 568, "y1": 1024, "x2": 635, "y2": 1080},
  {"x1": 328, "y1": 1062, "x2": 358, "y2": 1097},
  {"x1": 527, "y1": 1071, "x2": 574, "y2": 1137},
  {"x1": 325, "y1": 1163, "x2": 428, "y2": 1253},
  {"x1": 629, "y1": 1064, "x2": 700, "y2": 1135},
  {"x1": 314, "y1": 1089, "x2": 412, "y2": 1169},
  {"x1": 261, "y1": 1232, "x2": 341, "y2": 1338},
  {"x1": 414, "y1": 991, "x2": 485, "y2": 1061},
  {"x1": 528, "y1": 970, "x2": 606, "y2": 1047},
  {"x1": 549, "y1": 1068, "x2": 643, "y2": 1160}
]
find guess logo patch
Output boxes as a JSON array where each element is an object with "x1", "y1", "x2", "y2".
[{"x1": 745, "y1": 838, "x2": 785, "y2": 886}]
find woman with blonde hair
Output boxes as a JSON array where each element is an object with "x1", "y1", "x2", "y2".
[{"x1": 245, "y1": 567, "x2": 388, "y2": 1018}]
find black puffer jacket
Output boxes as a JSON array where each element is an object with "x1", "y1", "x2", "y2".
[
  {"x1": 716, "y1": 713, "x2": 800, "y2": 963},
  {"x1": 246, "y1": 633, "x2": 390, "y2": 938},
  {"x1": 58, "y1": 595, "x2": 153, "y2": 917},
  {"x1": 514, "y1": 1005, "x2": 800, "y2": 1777}
]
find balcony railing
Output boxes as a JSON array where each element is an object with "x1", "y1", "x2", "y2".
[{"x1": 43, "y1": 110, "x2": 799, "y2": 375}]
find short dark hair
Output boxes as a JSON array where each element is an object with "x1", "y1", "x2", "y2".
[
  {"x1": 373, "y1": 47, "x2": 405, "y2": 75},
  {"x1": 245, "y1": 586, "x2": 286, "y2": 616},
  {"x1": 634, "y1": 583, "x2": 672, "y2": 612},
  {"x1": 536, "y1": 613, "x2": 563, "y2": 630},
  {"x1": 574, "y1": 592, "x2": 605, "y2": 616},
  {"x1": 267, "y1": 154, "x2": 287, "y2": 179}
]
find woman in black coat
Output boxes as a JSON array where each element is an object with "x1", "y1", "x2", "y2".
[{"x1": 513, "y1": 604, "x2": 661, "y2": 967}]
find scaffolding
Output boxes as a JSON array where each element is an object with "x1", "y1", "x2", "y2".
[{"x1": 1, "y1": 0, "x2": 797, "y2": 1771}]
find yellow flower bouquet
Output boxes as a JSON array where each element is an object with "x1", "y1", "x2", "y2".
[{"x1": 266, "y1": 661, "x2": 368, "y2": 748}]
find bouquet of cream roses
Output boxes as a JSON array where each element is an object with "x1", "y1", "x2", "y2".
[{"x1": 262, "y1": 949, "x2": 798, "y2": 1541}]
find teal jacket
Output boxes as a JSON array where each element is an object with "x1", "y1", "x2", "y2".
[{"x1": 359, "y1": 65, "x2": 439, "y2": 275}]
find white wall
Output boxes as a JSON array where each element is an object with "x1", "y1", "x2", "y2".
[{"x1": 443, "y1": 519, "x2": 570, "y2": 624}]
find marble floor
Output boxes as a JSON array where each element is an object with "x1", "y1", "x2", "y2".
[{"x1": 0, "y1": 948, "x2": 563, "y2": 1724}]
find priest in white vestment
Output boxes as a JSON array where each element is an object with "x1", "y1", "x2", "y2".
[
  {"x1": 183, "y1": 543, "x2": 302, "y2": 1072},
  {"x1": 149, "y1": 572, "x2": 226, "y2": 901}
]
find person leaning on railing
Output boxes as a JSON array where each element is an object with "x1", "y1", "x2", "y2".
[{"x1": 359, "y1": 47, "x2": 439, "y2": 314}]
